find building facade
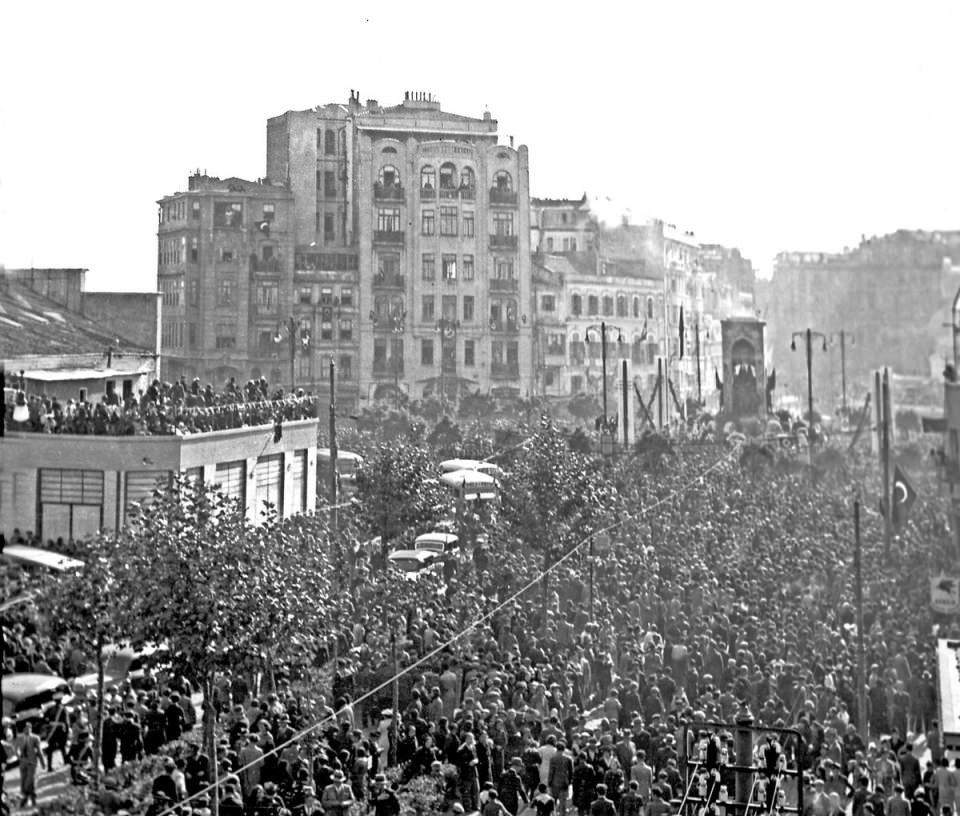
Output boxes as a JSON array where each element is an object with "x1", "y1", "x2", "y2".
[
  {"x1": 156, "y1": 174, "x2": 297, "y2": 390},
  {"x1": 267, "y1": 91, "x2": 533, "y2": 404},
  {"x1": 530, "y1": 195, "x2": 596, "y2": 254},
  {"x1": 0, "y1": 419, "x2": 319, "y2": 542}
]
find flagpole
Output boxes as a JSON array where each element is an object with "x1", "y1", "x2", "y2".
[
  {"x1": 694, "y1": 319, "x2": 702, "y2": 405},
  {"x1": 883, "y1": 368, "x2": 893, "y2": 556},
  {"x1": 853, "y1": 498, "x2": 868, "y2": 740}
]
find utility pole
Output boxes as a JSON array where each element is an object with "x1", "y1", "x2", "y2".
[
  {"x1": 791, "y1": 328, "x2": 827, "y2": 445},
  {"x1": 621, "y1": 359, "x2": 629, "y2": 449},
  {"x1": 882, "y1": 368, "x2": 892, "y2": 555},
  {"x1": 657, "y1": 357, "x2": 664, "y2": 430},
  {"x1": 329, "y1": 359, "x2": 339, "y2": 553},
  {"x1": 831, "y1": 330, "x2": 855, "y2": 417},
  {"x1": 853, "y1": 498, "x2": 867, "y2": 738},
  {"x1": 389, "y1": 629, "x2": 399, "y2": 766},
  {"x1": 588, "y1": 535, "x2": 595, "y2": 624},
  {"x1": 695, "y1": 319, "x2": 702, "y2": 405},
  {"x1": 601, "y1": 321, "x2": 608, "y2": 429}
]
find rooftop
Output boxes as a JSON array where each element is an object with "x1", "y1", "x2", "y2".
[{"x1": 0, "y1": 277, "x2": 150, "y2": 360}]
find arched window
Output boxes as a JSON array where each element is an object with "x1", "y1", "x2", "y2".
[
  {"x1": 378, "y1": 165, "x2": 400, "y2": 187},
  {"x1": 439, "y1": 162, "x2": 456, "y2": 189},
  {"x1": 381, "y1": 146, "x2": 397, "y2": 154},
  {"x1": 460, "y1": 166, "x2": 475, "y2": 189},
  {"x1": 602, "y1": 296, "x2": 614, "y2": 316},
  {"x1": 420, "y1": 165, "x2": 435, "y2": 190},
  {"x1": 494, "y1": 170, "x2": 512, "y2": 192},
  {"x1": 571, "y1": 293, "x2": 582, "y2": 316},
  {"x1": 646, "y1": 296, "x2": 654, "y2": 319},
  {"x1": 616, "y1": 295, "x2": 627, "y2": 317},
  {"x1": 325, "y1": 129, "x2": 336, "y2": 156},
  {"x1": 647, "y1": 334, "x2": 658, "y2": 365},
  {"x1": 633, "y1": 296, "x2": 641, "y2": 318}
]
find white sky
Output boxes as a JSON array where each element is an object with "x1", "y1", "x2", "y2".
[{"x1": 1, "y1": 0, "x2": 958, "y2": 291}]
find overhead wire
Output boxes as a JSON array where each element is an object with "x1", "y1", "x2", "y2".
[{"x1": 156, "y1": 442, "x2": 740, "y2": 816}]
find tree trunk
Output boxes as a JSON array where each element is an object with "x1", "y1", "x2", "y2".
[
  {"x1": 205, "y1": 671, "x2": 219, "y2": 816},
  {"x1": 93, "y1": 635, "x2": 105, "y2": 789}
]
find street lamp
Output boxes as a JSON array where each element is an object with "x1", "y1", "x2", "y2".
[
  {"x1": 829, "y1": 330, "x2": 856, "y2": 417},
  {"x1": 791, "y1": 328, "x2": 828, "y2": 440},
  {"x1": 436, "y1": 317, "x2": 460, "y2": 409},
  {"x1": 274, "y1": 316, "x2": 310, "y2": 392},
  {"x1": 584, "y1": 322, "x2": 624, "y2": 436}
]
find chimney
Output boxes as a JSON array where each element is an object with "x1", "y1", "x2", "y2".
[
  {"x1": 366, "y1": 99, "x2": 378, "y2": 111},
  {"x1": 509, "y1": 135, "x2": 514, "y2": 148},
  {"x1": 483, "y1": 110, "x2": 491, "y2": 121}
]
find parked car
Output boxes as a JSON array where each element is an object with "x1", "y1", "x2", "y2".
[
  {"x1": 387, "y1": 549, "x2": 443, "y2": 580},
  {"x1": 1, "y1": 673, "x2": 73, "y2": 732},
  {"x1": 413, "y1": 532, "x2": 459, "y2": 555}
]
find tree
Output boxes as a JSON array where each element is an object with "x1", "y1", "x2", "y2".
[{"x1": 40, "y1": 535, "x2": 129, "y2": 788}]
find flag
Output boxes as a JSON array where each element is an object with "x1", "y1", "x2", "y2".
[
  {"x1": 256, "y1": 220, "x2": 271, "y2": 235},
  {"x1": 715, "y1": 369, "x2": 723, "y2": 391},
  {"x1": 678, "y1": 306, "x2": 685, "y2": 358},
  {"x1": 931, "y1": 573, "x2": 960, "y2": 614},
  {"x1": 767, "y1": 369, "x2": 776, "y2": 392},
  {"x1": 638, "y1": 318, "x2": 648, "y2": 342},
  {"x1": 892, "y1": 464, "x2": 917, "y2": 529}
]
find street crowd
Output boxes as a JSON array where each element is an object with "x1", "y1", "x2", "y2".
[
  {"x1": 3, "y1": 413, "x2": 957, "y2": 816},
  {"x1": 3, "y1": 375, "x2": 317, "y2": 436}
]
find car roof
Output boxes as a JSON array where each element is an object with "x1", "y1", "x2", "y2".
[
  {"x1": 1, "y1": 673, "x2": 71, "y2": 701},
  {"x1": 317, "y1": 449, "x2": 363, "y2": 463},
  {"x1": 2, "y1": 545, "x2": 84, "y2": 572},
  {"x1": 415, "y1": 532, "x2": 458, "y2": 544}
]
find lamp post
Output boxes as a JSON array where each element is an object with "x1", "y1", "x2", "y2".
[
  {"x1": 436, "y1": 317, "x2": 460, "y2": 410},
  {"x1": 274, "y1": 316, "x2": 310, "y2": 392},
  {"x1": 392, "y1": 312, "x2": 405, "y2": 411},
  {"x1": 791, "y1": 328, "x2": 828, "y2": 442},
  {"x1": 830, "y1": 330, "x2": 855, "y2": 418},
  {"x1": 585, "y1": 322, "x2": 624, "y2": 433}
]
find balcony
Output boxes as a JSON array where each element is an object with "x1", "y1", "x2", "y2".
[
  {"x1": 373, "y1": 359, "x2": 404, "y2": 377},
  {"x1": 373, "y1": 230, "x2": 405, "y2": 246},
  {"x1": 420, "y1": 186, "x2": 436, "y2": 201},
  {"x1": 438, "y1": 187, "x2": 459, "y2": 201},
  {"x1": 250, "y1": 256, "x2": 281, "y2": 274},
  {"x1": 460, "y1": 186, "x2": 476, "y2": 201},
  {"x1": 441, "y1": 359, "x2": 457, "y2": 374},
  {"x1": 373, "y1": 273, "x2": 405, "y2": 290},
  {"x1": 570, "y1": 350, "x2": 585, "y2": 365},
  {"x1": 489, "y1": 234, "x2": 518, "y2": 251},
  {"x1": 489, "y1": 188, "x2": 518, "y2": 207},
  {"x1": 491, "y1": 362, "x2": 519, "y2": 379},
  {"x1": 490, "y1": 278, "x2": 518, "y2": 292},
  {"x1": 490, "y1": 319, "x2": 520, "y2": 334},
  {"x1": 374, "y1": 182, "x2": 405, "y2": 201}
]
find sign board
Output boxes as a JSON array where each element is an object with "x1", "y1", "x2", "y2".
[{"x1": 932, "y1": 574, "x2": 960, "y2": 614}]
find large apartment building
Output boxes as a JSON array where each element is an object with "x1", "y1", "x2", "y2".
[{"x1": 267, "y1": 90, "x2": 533, "y2": 404}]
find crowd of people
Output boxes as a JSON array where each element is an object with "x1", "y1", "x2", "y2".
[
  {"x1": 2, "y1": 421, "x2": 956, "y2": 816},
  {"x1": 3, "y1": 375, "x2": 317, "y2": 436}
]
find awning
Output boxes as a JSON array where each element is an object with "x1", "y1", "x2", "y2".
[{"x1": 22, "y1": 368, "x2": 134, "y2": 383}]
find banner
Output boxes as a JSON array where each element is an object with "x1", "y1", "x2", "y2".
[{"x1": 932, "y1": 574, "x2": 960, "y2": 614}]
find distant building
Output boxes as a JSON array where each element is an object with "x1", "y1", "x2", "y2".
[
  {"x1": 4, "y1": 267, "x2": 87, "y2": 314},
  {"x1": 156, "y1": 174, "x2": 298, "y2": 392},
  {"x1": 760, "y1": 229, "x2": 960, "y2": 414},
  {"x1": 530, "y1": 195, "x2": 596, "y2": 254},
  {"x1": 267, "y1": 90, "x2": 533, "y2": 403}
]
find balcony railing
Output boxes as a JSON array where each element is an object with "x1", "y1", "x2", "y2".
[
  {"x1": 250, "y1": 256, "x2": 281, "y2": 273},
  {"x1": 490, "y1": 278, "x2": 518, "y2": 292},
  {"x1": 373, "y1": 273, "x2": 405, "y2": 289},
  {"x1": 491, "y1": 362, "x2": 520, "y2": 378},
  {"x1": 373, "y1": 230, "x2": 405, "y2": 245},
  {"x1": 374, "y1": 183, "x2": 405, "y2": 201},
  {"x1": 460, "y1": 187, "x2": 476, "y2": 201},
  {"x1": 489, "y1": 234, "x2": 518, "y2": 251},
  {"x1": 438, "y1": 187, "x2": 459, "y2": 200},
  {"x1": 489, "y1": 188, "x2": 518, "y2": 206},
  {"x1": 373, "y1": 360, "x2": 404, "y2": 376},
  {"x1": 420, "y1": 186, "x2": 436, "y2": 200},
  {"x1": 490, "y1": 319, "x2": 520, "y2": 334}
]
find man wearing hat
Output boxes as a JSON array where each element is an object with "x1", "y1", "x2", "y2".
[
  {"x1": 152, "y1": 757, "x2": 179, "y2": 802},
  {"x1": 500, "y1": 757, "x2": 527, "y2": 816},
  {"x1": 218, "y1": 780, "x2": 245, "y2": 816},
  {"x1": 321, "y1": 769, "x2": 355, "y2": 816},
  {"x1": 370, "y1": 773, "x2": 400, "y2": 816}
]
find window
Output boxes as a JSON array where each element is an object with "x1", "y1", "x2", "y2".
[
  {"x1": 377, "y1": 254, "x2": 400, "y2": 282},
  {"x1": 320, "y1": 308, "x2": 333, "y2": 340},
  {"x1": 214, "y1": 202, "x2": 243, "y2": 227},
  {"x1": 340, "y1": 287, "x2": 353, "y2": 307},
  {"x1": 262, "y1": 203, "x2": 275, "y2": 222},
  {"x1": 256, "y1": 283, "x2": 278, "y2": 313},
  {"x1": 546, "y1": 237, "x2": 554, "y2": 251},
  {"x1": 190, "y1": 237, "x2": 199, "y2": 263},
  {"x1": 377, "y1": 208, "x2": 401, "y2": 233},
  {"x1": 571, "y1": 375, "x2": 583, "y2": 394},
  {"x1": 464, "y1": 339, "x2": 475, "y2": 367},
  {"x1": 494, "y1": 258, "x2": 514, "y2": 279},
  {"x1": 489, "y1": 302, "x2": 502, "y2": 329},
  {"x1": 616, "y1": 295, "x2": 627, "y2": 317},
  {"x1": 217, "y1": 280, "x2": 236, "y2": 306},
  {"x1": 547, "y1": 333, "x2": 565, "y2": 354},
  {"x1": 439, "y1": 162, "x2": 456, "y2": 189},
  {"x1": 298, "y1": 286, "x2": 313, "y2": 305},
  {"x1": 262, "y1": 244, "x2": 274, "y2": 261},
  {"x1": 462, "y1": 255, "x2": 475, "y2": 280},
  {"x1": 494, "y1": 170, "x2": 513, "y2": 191},
  {"x1": 374, "y1": 338, "x2": 387, "y2": 371},
  {"x1": 255, "y1": 454, "x2": 283, "y2": 517},
  {"x1": 324, "y1": 171, "x2": 336, "y2": 198},
  {"x1": 507, "y1": 341, "x2": 519, "y2": 367},
  {"x1": 421, "y1": 339, "x2": 434, "y2": 365},
  {"x1": 325, "y1": 129, "x2": 336, "y2": 155},
  {"x1": 339, "y1": 354, "x2": 352, "y2": 381},
  {"x1": 420, "y1": 165, "x2": 435, "y2": 190},
  {"x1": 493, "y1": 212, "x2": 514, "y2": 236},
  {"x1": 215, "y1": 323, "x2": 236, "y2": 349},
  {"x1": 378, "y1": 165, "x2": 400, "y2": 187},
  {"x1": 633, "y1": 296, "x2": 641, "y2": 318},
  {"x1": 339, "y1": 318, "x2": 353, "y2": 340},
  {"x1": 319, "y1": 287, "x2": 334, "y2": 305},
  {"x1": 390, "y1": 338, "x2": 403, "y2": 373},
  {"x1": 541, "y1": 294, "x2": 556, "y2": 312},
  {"x1": 647, "y1": 297, "x2": 655, "y2": 319},
  {"x1": 460, "y1": 167, "x2": 475, "y2": 189},
  {"x1": 440, "y1": 206, "x2": 458, "y2": 236},
  {"x1": 161, "y1": 278, "x2": 182, "y2": 306},
  {"x1": 324, "y1": 213, "x2": 335, "y2": 241},
  {"x1": 571, "y1": 294, "x2": 582, "y2": 316},
  {"x1": 442, "y1": 254, "x2": 457, "y2": 280},
  {"x1": 220, "y1": 248, "x2": 235, "y2": 262},
  {"x1": 421, "y1": 209, "x2": 435, "y2": 235},
  {"x1": 188, "y1": 323, "x2": 197, "y2": 347},
  {"x1": 442, "y1": 295, "x2": 457, "y2": 321},
  {"x1": 491, "y1": 340, "x2": 504, "y2": 364},
  {"x1": 463, "y1": 295, "x2": 474, "y2": 322},
  {"x1": 422, "y1": 295, "x2": 435, "y2": 321},
  {"x1": 290, "y1": 450, "x2": 307, "y2": 515},
  {"x1": 38, "y1": 469, "x2": 104, "y2": 543},
  {"x1": 215, "y1": 460, "x2": 246, "y2": 504},
  {"x1": 588, "y1": 295, "x2": 599, "y2": 315},
  {"x1": 191, "y1": 200, "x2": 201, "y2": 220},
  {"x1": 258, "y1": 330, "x2": 274, "y2": 352},
  {"x1": 463, "y1": 211, "x2": 475, "y2": 237},
  {"x1": 603, "y1": 296, "x2": 614, "y2": 316},
  {"x1": 422, "y1": 254, "x2": 436, "y2": 281}
]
